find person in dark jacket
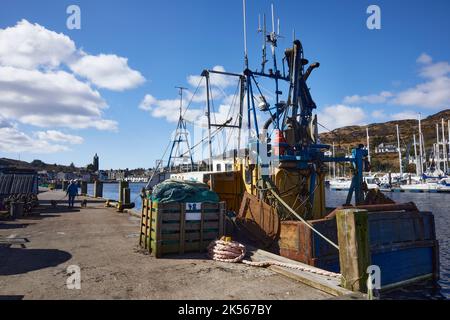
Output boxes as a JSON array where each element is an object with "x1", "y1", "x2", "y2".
[{"x1": 66, "y1": 180, "x2": 79, "y2": 208}]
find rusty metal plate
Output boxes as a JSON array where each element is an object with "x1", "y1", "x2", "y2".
[{"x1": 236, "y1": 192, "x2": 280, "y2": 248}]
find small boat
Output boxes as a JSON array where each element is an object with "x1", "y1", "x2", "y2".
[
  {"x1": 400, "y1": 182, "x2": 439, "y2": 193},
  {"x1": 329, "y1": 177, "x2": 351, "y2": 190},
  {"x1": 437, "y1": 177, "x2": 450, "y2": 192},
  {"x1": 329, "y1": 176, "x2": 379, "y2": 191}
]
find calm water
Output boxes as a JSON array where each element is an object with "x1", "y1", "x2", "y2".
[
  {"x1": 88, "y1": 183, "x2": 448, "y2": 299},
  {"x1": 87, "y1": 182, "x2": 146, "y2": 210}
]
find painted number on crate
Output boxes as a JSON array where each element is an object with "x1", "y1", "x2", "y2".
[
  {"x1": 185, "y1": 202, "x2": 202, "y2": 221},
  {"x1": 186, "y1": 202, "x2": 201, "y2": 211}
]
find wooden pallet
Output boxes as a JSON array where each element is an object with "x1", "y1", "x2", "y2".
[{"x1": 139, "y1": 199, "x2": 225, "y2": 257}]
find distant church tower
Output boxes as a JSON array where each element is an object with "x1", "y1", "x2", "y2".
[{"x1": 93, "y1": 153, "x2": 99, "y2": 172}]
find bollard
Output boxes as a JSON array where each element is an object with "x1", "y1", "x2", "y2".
[
  {"x1": 122, "y1": 187, "x2": 131, "y2": 205},
  {"x1": 80, "y1": 181, "x2": 88, "y2": 195},
  {"x1": 118, "y1": 180, "x2": 129, "y2": 205},
  {"x1": 94, "y1": 181, "x2": 103, "y2": 198},
  {"x1": 10, "y1": 202, "x2": 24, "y2": 219},
  {"x1": 336, "y1": 209, "x2": 371, "y2": 293}
]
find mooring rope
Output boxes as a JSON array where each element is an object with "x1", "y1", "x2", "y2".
[{"x1": 207, "y1": 239, "x2": 341, "y2": 279}]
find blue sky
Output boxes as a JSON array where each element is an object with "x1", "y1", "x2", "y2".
[{"x1": 0, "y1": 0, "x2": 449, "y2": 169}]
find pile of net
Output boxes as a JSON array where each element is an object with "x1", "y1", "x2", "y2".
[{"x1": 151, "y1": 179, "x2": 219, "y2": 203}]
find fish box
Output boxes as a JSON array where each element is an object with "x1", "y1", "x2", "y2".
[
  {"x1": 139, "y1": 198, "x2": 226, "y2": 257},
  {"x1": 277, "y1": 203, "x2": 440, "y2": 289}
]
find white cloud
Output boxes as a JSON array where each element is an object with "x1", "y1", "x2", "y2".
[
  {"x1": 0, "y1": 117, "x2": 13, "y2": 129},
  {"x1": 139, "y1": 95, "x2": 203, "y2": 123},
  {"x1": 0, "y1": 119, "x2": 69, "y2": 153},
  {"x1": 390, "y1": 110, "x2": 418, "y2": 120},
  {"x1": 69, "y1": 54, "x2": 145, "y2": 91},
  {"x1": 417, "y1": 53, "x2": 433, "y2": 65},
  {"x1": 139, "y1": 94, "x2": 157, "y2": 111},
  {"x1": 35, "y1": 130, "x2": 84, "y2": 144},
  {"x1": 393, "y1": 76, "x2": 450, "y2": 108},
  {"x1": 419, "y1": 61, "x2": 450, "y2": 79},
  {"x1": 371, "y1": 109, "x2": 387, "y2": 119},
  {"x1": 0, "y1": 19, "x2": 147, "y2": 141},
  {"x1": 187, "y1": 66, "x2": 234, "y2": 89},
  {"x1": 0, "y1": 66, "x2": 117, "y2": 130},
  {"x1": 0, "y1": 19, "x2": 76, "y2": 69},
  {"x1": 342, "y1": 53, "x2": 450, "y2": 110},
  {"x1": 140, "y1": 66, "x2": 240, "y2": 125},
  {"x1": 343, "y1": 91, "x2": 392, "y2": 105},
  {"x1": 317, "y1": 105, "x2": 367, "y2": 131}
]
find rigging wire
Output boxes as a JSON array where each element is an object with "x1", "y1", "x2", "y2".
[
  {"x1": 208, "y1": 82, "x2": 224, "y2": 154},
  {"x1": 317, "y1": 121, "x2": 344, "y2": 151},
  {"x1": 222, "y1": 81, "x2": 241, "y2": 154},
  {"x1": 145, "y1": 139, "x2": 172, "y2": 190},
  {"x1": 181, "y1": 76, "x2": 204, "y2": 120},
  {"x1": 179, "y1": 125, "x2": 226, "y2": 158}
]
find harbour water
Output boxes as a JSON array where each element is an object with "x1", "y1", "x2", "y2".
[
  {"x1": 87, "y1": 182, "x2": 146, "y2": 210},
  {"x1": 88, "y1": 183, "x2": 449, "y2": 299}
]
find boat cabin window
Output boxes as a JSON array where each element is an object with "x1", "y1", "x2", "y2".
[
  {"x1": 225, "y1": 164, "x2": 233, "y2": 172},
  {"x1": 216, "y1": 163, "x2": 222, "y2": 172}
]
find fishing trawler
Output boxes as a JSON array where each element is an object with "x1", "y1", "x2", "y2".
[{"x1": 149, "y1": 2, "x2": 440, "y2": 291}]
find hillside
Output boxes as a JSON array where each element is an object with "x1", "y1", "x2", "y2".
[
  {"x1": 319, "y1": 109, "x2": 450, "y2": 172},
  {"x1": 0, "y1": 158, "x2": 81, "y2": 173}
]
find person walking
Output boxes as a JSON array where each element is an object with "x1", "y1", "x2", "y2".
[{"x1": 66, "y1": 180, "x2": 79, "y2": 208}]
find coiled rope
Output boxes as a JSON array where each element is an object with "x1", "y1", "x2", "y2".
[{"x1": 207, "y1": 239, "x2": 341, "y2": 279}]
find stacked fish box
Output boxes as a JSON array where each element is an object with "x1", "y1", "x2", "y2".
[
  {"x1": 0, "y1": 173, "x2": 38, "y2": 211},
  {"x1": 139, "y1": 198, "x2": 226, "y2": 257}
]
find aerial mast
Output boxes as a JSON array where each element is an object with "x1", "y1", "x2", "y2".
[
  {"x1": 242, "y1": 0, "x2": 249, "y2": 69},
  {"x1": 269, "y1": 3, "x2": 281, "y2": 108},
  {"x1": 258, "y1": 14, "x2": 268, "y2": 73}
]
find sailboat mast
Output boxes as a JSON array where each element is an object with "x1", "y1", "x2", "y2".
[
  {"x1": 332, "y1": 142, "x2": 336, "y2": 179},
  {"x1": 413, "y1": 134, "x2": 419, "y2": 176},
  {"x1": 418, "y1": 113, "x2": 424, "y2": 176},
  {"x1": 442, "y1": 118, "x2": 447, "y2": 173},
  {"x1": 366, "y1": 127, "x2": 371, "y2": 163},
  {"x1": 396, "y1": 124, "x2": 403, "y2": 175},
  {"x1": 448, "y1": 119, "x2": 450, "y2": 173},
  {"x1": 436, "y1": 123, "x2": 440, "y2": 171}
]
